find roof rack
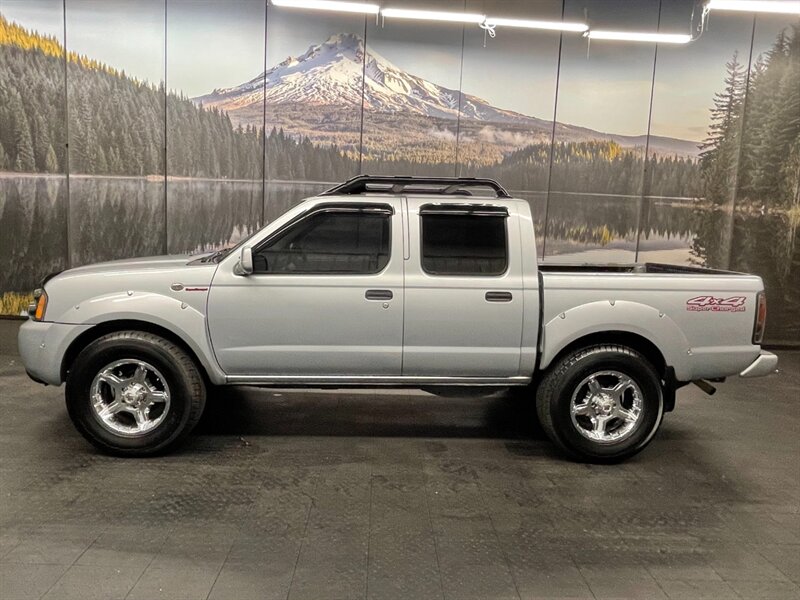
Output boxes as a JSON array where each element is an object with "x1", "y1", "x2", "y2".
[{"x1": 320, "y1": 175, "x2": 512, "y2": 199}]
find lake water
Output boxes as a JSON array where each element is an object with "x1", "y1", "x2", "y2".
[{"x1": 0, "y1": 175, "x2": 796, "y2": 344}]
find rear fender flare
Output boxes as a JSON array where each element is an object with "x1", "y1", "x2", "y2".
[{"x1": 539, "y1": 300, "x2": 691, "y2": 381}]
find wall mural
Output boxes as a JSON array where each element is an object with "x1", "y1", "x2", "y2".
[{"x1": 0, "y1": 0, "x2": 798, "y2": 344}]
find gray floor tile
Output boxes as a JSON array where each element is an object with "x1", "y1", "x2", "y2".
[
  {"x1": 726, "y1": 579, "x2": 800, "y2": 600},
  {"x1": 0, "y1": 563, "x2": 68, "y2": 600},
  {"x1": 579, "y1": 565, "x2": 669, "y2": 600},
  {"x1": 126, "y1": 565, "x2": 221, "y2": 600},
  {"x1": 758, "y1": 545, "x2": 800, "y2": 584},
  {"x1": 208, "y1": 562, "x2": 293, "y2": 600},
  {"x1": 658, "y1": 579, "x2": 739, "y2": 600},
  {"x1": 42, "y1": 564, "x2": 145, "y2": 600},
  {"x1": 3, "y1": 534, "x2": 95, "y2": 565},
  {"x1": 512, "y1": 565, "x2": 593, "y2": 599},
  {"x1": 705, "y1": 544, "x2": 791, "y2": 582},
  {"x1": 76, "y1": 526, "x2": 169, "y2": 569},
  {"x1": 368, "y1": 534, "x2": 442, "y2": 599}
]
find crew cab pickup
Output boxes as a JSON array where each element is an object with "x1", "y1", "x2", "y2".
[{"x1": 18, "y1": 176, "x2": 778, "y2": 461}]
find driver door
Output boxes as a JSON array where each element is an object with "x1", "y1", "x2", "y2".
[{"x1": 207, "y1": 200, "x2": 404, "y2": 377}]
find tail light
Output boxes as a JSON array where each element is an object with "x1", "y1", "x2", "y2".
[
  {"x1": 28, "y1": 288, "x2": 48, "y2": 321},
  {"x1": 752, "y1": 291, "x2": 767, "y2": 344}
]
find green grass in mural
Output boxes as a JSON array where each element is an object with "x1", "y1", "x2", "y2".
[{"x1": 0, "y1": 292, "x2": 31, "y2": 317}]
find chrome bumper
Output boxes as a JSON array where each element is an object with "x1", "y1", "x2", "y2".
[{"x1": 739, "y1": 351, "x2": 779, "y2": 378}]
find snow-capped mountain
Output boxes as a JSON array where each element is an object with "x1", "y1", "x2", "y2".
[
  {"x1": 194, "y1": 33, "x2": 549, "y2": 126},
  {"x1": 193, "y1": 33, "x2": 698, "y2": 158}
]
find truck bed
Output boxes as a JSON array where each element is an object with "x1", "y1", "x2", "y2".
[
  {"x1": 538, "y1": 262, "x2": 744, "y2": 276},
  {"x1": 538, "y1": 261, "x2": 763, "y2": 382}
]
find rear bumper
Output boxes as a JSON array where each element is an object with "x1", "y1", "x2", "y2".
[{"x1": 739, "y1": 351, "x2": 779, "y2": 378}]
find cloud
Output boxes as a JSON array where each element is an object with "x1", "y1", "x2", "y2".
[
  {"x1": 426, "y1": 127, "x2": 457, "y2": 142},
  {"x1": 475, "y1": 126, "x2": 539, "y2": 147}
]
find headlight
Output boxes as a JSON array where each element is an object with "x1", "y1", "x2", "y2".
[{"x1": 28, "y1": 288, "x2": 48, "y2": 321}]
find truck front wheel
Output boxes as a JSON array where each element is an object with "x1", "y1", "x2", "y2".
[
  {"x1": 65, "y1": 331, "x2": 206, "y2": 456},
  {"x1": 536, "y1": 344, "x2": 664, "y2": 463}
]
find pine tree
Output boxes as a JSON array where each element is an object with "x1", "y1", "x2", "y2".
[
  {"x1": 700, "y1": 51, "x2": 747, "y2": 205},
  {"x1": 736, "y1": 26, "x2": 800, "y2": 208},
  {"x1": 760, "y1": 27, "x2": 800, "y2": 205},
  {"x1": 44, "y1": 144, "x2": 58, "y2": 173},
  {"x1": 13, "y1": 108, "x2": 36, "y2": 172},
  {"x1": 96, "y1": 145, "x2": 108, "y2": 174},
  {"x1": 33, "y1": 114, "x2": 51, "y2": 171}
]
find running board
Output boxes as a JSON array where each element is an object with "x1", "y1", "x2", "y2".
[{"x1": 225, "y1": 375, "x2": 531, "y2": 387}]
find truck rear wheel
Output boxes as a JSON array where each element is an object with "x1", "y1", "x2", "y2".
[
  {"x1": 65, "y1": 331, "x2": 206, "y2": 456},
  {"x1": 536, "y1": 344, "x2": 663, "y2": 463}
]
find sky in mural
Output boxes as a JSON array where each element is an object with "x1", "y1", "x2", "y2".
[{"x1": 3, "y1": 0, "x2": 791, "y2": 141}]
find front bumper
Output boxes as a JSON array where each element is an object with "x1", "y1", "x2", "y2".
[
  {"x1": 18, "y1": 319, "x2": 92, "y2": 386},
  {"x1": 739, "y1": 351, "x2": 779, "y2": 378}
]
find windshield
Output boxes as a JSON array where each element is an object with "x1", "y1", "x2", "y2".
[
  {"x1": 199, "y1": 199, "x2": 317, "y2": 263},
  {"x1": 198, "y1": 230, "x2": 258, "y2": 263}
]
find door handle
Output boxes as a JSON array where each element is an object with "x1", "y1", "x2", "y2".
[
  {"x1": 365, "y1": 289, "x2": 393, "y2": 301},
  {"x1": 485, "y1": 291, "x2": 513, "y2": 302}
]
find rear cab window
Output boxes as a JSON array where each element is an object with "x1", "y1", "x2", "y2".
[{"x1": 419, "y1": 204, "x2": 509, "y2": 276}]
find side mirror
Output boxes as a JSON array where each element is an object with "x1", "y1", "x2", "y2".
[{"x1": 234, "y1": 246, "x2": 253, "y2": 276}]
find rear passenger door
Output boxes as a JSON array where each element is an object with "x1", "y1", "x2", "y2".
[{"x1": 402, "y1": 201, "x2": 524, "y2": 377}]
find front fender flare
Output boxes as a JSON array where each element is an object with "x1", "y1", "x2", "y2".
[{"x1": 58, "y1": 291, "x2": 226, "y2": 385}]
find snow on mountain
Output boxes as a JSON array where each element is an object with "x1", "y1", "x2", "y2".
[
  {"x1": 194, "y1": 33, "x2": 544, "y2": 126},
  {"x1": 193, "y1": 33, "x2": 698, "y2": 158}
]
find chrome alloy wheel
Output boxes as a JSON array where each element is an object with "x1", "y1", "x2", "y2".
[
  {"x1": 569, "y1": 370, "x2": 643, "y2": 444},
  {"x1": 90, "y1": 359, "x2": 171, "y2": 437}
]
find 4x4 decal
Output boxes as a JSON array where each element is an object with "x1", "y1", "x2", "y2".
[{"x1": 686, "y1": 296, "x2": 746, "y2": 312}]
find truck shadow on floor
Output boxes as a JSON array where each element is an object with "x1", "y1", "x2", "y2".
[{"x1": 196, "y1": 386, "x2": 547, "y2": 442}]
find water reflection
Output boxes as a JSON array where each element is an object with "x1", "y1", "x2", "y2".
[
  {"x1": 0, "y1": 175, "x2": 68, "y2": 295},
  {"x1": 541, "y1": 192, "x2": 639, "y2": 262},
  {"x1": 0, "y1": 176, "x2": 797, "y2": 343},
  {"x1": 68, "y1": 177, "x2": 165, "y2": 267},
  {"x1": 166, "y1": 179, "x2": 263, "y2": 254}
]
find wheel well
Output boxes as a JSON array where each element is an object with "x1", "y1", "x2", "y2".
[
  {"x1": 60, "y1": 319, "x2": 207, "y2": 383},
  {"x1": 547, "y1": 331, "x2": 668, "y2": 378},
  {"x1": 543, "y1": 331, "x2": 675, "y2": 412}
]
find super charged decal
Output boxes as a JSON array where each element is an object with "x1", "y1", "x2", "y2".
[{"x1": 686, "y1": 296, "x2": 746, "y2": 312}]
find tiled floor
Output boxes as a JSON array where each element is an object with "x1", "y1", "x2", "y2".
[{"x1": 0, "y1": 319, "x2": 798, "y2": 599}]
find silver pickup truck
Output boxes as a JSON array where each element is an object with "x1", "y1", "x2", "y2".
[{"x1": 18, "y1": 176, "x2": 778, "y2": 462}]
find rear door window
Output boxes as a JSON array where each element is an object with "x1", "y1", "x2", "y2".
[{"x1": 420, "y1": 210, "x2": 507, "y2": 276}]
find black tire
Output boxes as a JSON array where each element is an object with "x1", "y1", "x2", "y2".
[
  {"x1": 65, "y1": 331, "x2": 206, "y2": 456},
  {"x1": 535, "y1": 344, "x2": 664, "y2": 463}
]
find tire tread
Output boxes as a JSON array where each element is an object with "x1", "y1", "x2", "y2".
[
  {"x1": 66, "y1": 330, "x2": 206, "y2": 456},
  {"x1": 536, "y1": 344, "x2": 659, "y2": 462}
]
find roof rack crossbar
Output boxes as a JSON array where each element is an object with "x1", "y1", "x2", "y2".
[{"x1": 320, "y1": 175, "x2": 512, "y2": 199}]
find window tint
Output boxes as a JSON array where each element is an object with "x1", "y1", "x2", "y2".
[
  {"x1": 421, "y1": 214, "x2": 507, "y2": 276},
  {"x1": 254, "y1": 210, "x2": 390, "y2": 274}
]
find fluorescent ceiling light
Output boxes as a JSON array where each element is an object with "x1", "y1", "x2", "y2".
[
  {"x1": 380, "y1": 8, "x2": 486, "y2": 24},
  {"x1": 484, "y1": 17, "x2": 588, "y2": 32},
  {"x1": 706, "y1": 0, "x2": 800, "y2": 14},
  {"x1": 271, "y1": 0, "x2": 379, "y2": 14},
  {"x1": 587, "y1": 30, "x2": 693, "y2": 44}
]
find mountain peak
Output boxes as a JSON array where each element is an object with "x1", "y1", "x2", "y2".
[
  {"x1": 292, "y1": 32, "x2": 365, "y2": 67},
  {"x1": 322, "y1": 32, "x2": 363, "y2": 50},
  {"x1": 193, "y1": 32, "x2": 527, "y2": 123},
  {"x1": 191, "y1": 32, "x2": 695, "y2": 157}
]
